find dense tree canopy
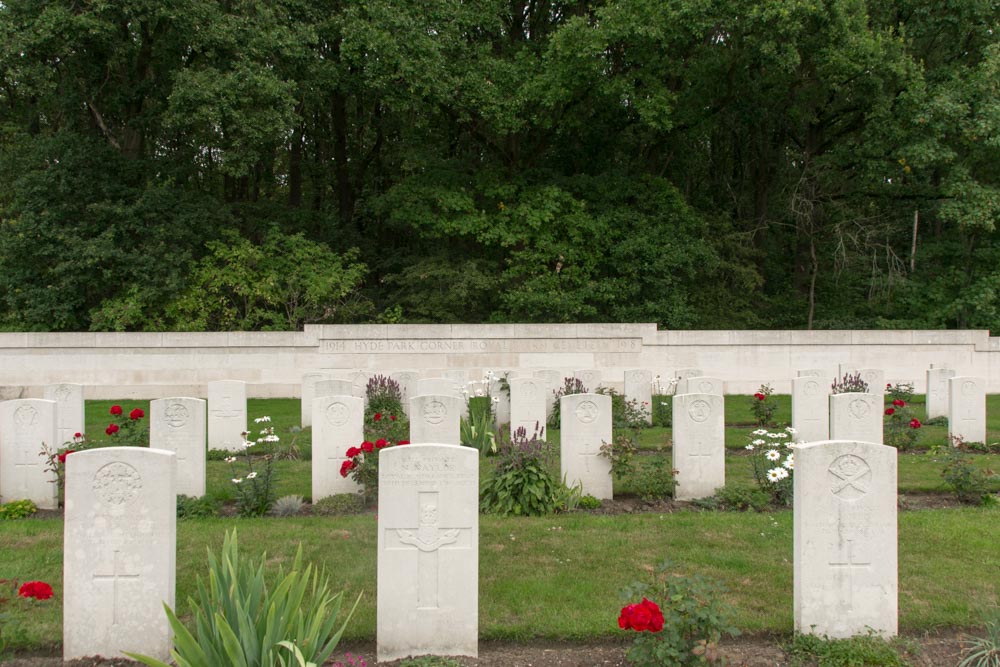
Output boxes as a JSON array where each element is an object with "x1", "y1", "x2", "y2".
[{"x1": 1, "y1": 0, "x2": 997, "y2": 331}]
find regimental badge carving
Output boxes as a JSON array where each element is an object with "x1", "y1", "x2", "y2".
[
  {"x1": 13, "y1": 405, "x2": 38, "y2": 431},
  {"x1": 697, "y1": 380, "x2": 713, "y2": 393},
  {"x1": 804, "y1": 380, "x2": 819, "y2": 396},
  {"x1": 164, "y1": 402, "x2": 190, "y2": 429},
  {"x1": 93, "y1": 462, "x2": 143, "y2": 506},
  {"x1": 828, "y1": 454, "x2": 871, "y2": 501},
  {"x1": 423, "y1": 400, "x2": 447, "y2": 425},
  {"x1": 326, "y1": 401, "x2": 350, "y2": 426},
  {"x1": 688, "y1": 399, "x2": 711, "y2": 423},
  {"x1": 962, "y1": 380, "x2": 977, "y2": 396},
  {"x1": 522, "y1": 382, "x2": 538, "y2": 401},
  {"x1": 848, "y1": 397, "x2": 870, "y2": 420},
  {"x1": 54, "y1": 384, "x2": 73, "y2": 401},
  {"x1": 575, "y1": 400, "x2": 598, "y2": 424}
]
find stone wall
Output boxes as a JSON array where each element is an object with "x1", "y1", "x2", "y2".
[{"x1": 0, "y1": 325, "x2": 996, "y2": 398}]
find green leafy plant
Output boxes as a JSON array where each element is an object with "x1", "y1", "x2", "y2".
[
  {"x1": 936, "y1": 437, "x2": 997, "y2": 505},
  {"x1": 225, "y1": 416, "x2": 279, "y2": 517},
  {"x1": 831, "y1": 373, "x2": 869, "y2": 394},
  {"x1": 480, "y1": 424, "x2": 558, "y2": 516},
  {"x1": 312, "y1": 494, "x2": 366, "y2": 516},
  {"x1": 341, "y1": 429, "x2": 407, "y2": 504},
  {"x1": 127, "y1": 530, "x2": 359, "y2": 667},
  {"x1": 41, "y1": 434, "x2": 90, "y2": 508},
  {"x1": 883, "y1": 397, "x2": 922, "y2": 451},
  {"x1": 578, "y1": 494, "x2": 602, "y2": 510},
  {"x1": 710, "y1": 486, "x2": 771, "y2": 512},
  {"x1": 553, "y1": 477, "x2": 586, "y2": 512},
  {"x1": 176, "y1": 495, "x2": 221, "y2": 519},
  {"x1": 0, "y1": 499, "x2": 37, "y2": 520},
  {"x1": 750, "y1": 383, "x2": 778, "y2": 427},
  {"x1": 600, "y1": 434, "x2": 638, "y2": 480},
  {"x1": 784, "y1": 631, "x2": 907, "y2": 667},
  {"x1": 364, "y1": 375, "x2": 404, "y2": 422},
  {"x1": 460, "y1": 405, "x2": 497, "y2": 455},
  {"x1": 959, "y1": 608, "x2": 1000, "y2": 667},
  {"x1": 548, "y1": 377, "x2": 588, "y2": 427},
  {"x1": 363, "y1": 410, "x2": 408, "y2": 447},
  {"x1": 271, "y1": 495, "x2": 305, "y2": 517},
  {"x1": 745, "y1": 427, "x2": 798, "y2": 506},
  {"x1": 618, "y1": 559, "x2": 739, "y2": 666},
  {"x1": 886, "y1": 381, "x2": 915, "y2": 404},
  {"x1": 630, "y1": 453, "x2": 677, "y2": 502},
  {"x1": 396, "y1": 656, "x2": 463, "y2": 667}
]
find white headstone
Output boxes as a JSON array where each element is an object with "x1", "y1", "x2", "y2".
[
  {"x1": 794, "y1": 440, "x2": 897, "y2": 638},
  {"x1": 559, "y1": 393, "x2": 613, "y2": 499},
  {"x1": 391, "y1": 371, "x2": 420, "y2": 415},
  {"x1": 207, "y1": 380, "x2": 247, "y2": 452},
  {"x1": 675, "y1": 368, "x2": 704, "y2": 381},
  {"x1": 509, "y1": 378, "x2": 547, "y2": 440},
  {"x1": 797, "y1": 369, "x2": 827, "y2": 377},
  {"x1": 43, "y1": 383, "x2": 85, "y2": 446},
  {"x1": 425, "y1": 369, "x2": 468, "y2": 383},
  {"x1": 672, "y1": 393, "x2": 725, "y2": 500},
  {"x1": 623, "y1": 370, "x2": 653, "y2": 425},
  {"x1": 410, "y1": 395, "x2": 462, "y2": 445},
  {"x1": 678, "y1": 376, "x2": 724, "y2": 396},
  {"x1": 533, "y1": 370, "x2": 562, "y2": 421},
  {"x1": 573, "y1": 369, "x2": 601, "y2": 391},
  {"x1": 829, "y1": 393, "x2": 882, "y2": 444},
  {"x1": 926, "y1": 368, "x2": 955, "y2": 420},
  {"x1": 489, "y1": 374, "x2": 511, "y2": 427},
  {"x1": 948, "y1": 376, "x2": 986, "y2": 444},
  {"x1": 792, "y1": 376, "x2": 831, "y2": 443},
  {"x1": 316, "y1": 379, "x2": 359, "y2": 398},
  {"x1": 150, "y1": 397, "x2": 207, "y2": 498},
  {"x1": 63, "y1": 447, "x2": 176, "y2": 661},
  {"x1": 840, "y1": 368, "x2": 886, "y2": 396},
  {"x1": 377, "y1": 444, "x2": 478, "y2": 662},
  {"x1": 313, "y1": 395, "x2": 364, "y2": 499},
  {"x1": 0, "y1": 399, "x2": 58, "y2": 509},
  {"x1": 301, "y1": 372, "x2": 333, "y2": 428}
]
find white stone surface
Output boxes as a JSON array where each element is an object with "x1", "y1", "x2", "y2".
[
  {"x1": 43, "y1": 383, "x2": 85, "y2": 446},
  {"x1": 150, "y1": 397, "x2": 206, "y2": 497},
  {"x1": 377, "y1": 444, "x2": 478, "y2": 662},
  {"x1": 623, "y1": 370, "x2": 653, "y2": 424},
  {"x1": 797, "y1": 369, "x2": 828, "y2": 377},
  {"x1": 794, "y1": 439, "x2": 897, "y2": 638},
  {"x1": 425, "y1": 369, "x2": 468, "y2": 383},
  {"x1": 829, "y1": 393, "x2": 882, "y2": 444},
  {"x1": 301, "y1": 372, "x2": 333, "y2": 427},
  {"x1": 63, "y1": 447, "x2": 176, "y2": 661},
  {"x1": 489, "y1": 375, "x2": 510, "y2": 427},
  {"x1": 792, "y1": 376, "x2": 831, "y2": 443},
  {"x1": 675, "y1": 368, "x2": 704, "y2": 381},
  {"x1": 416, "y1": 378, "x2": 463, "y2": 397},
  {"x1": 0, "y1": 399, "x2": 58, "y2": 509},
  {"x1": 509, "y1": 377, "x2": 547, "y2": 439},
  {"x1": 926, "y1": 368, "x2": 955, "y2": 420},
  {"x1": 391, "y1": 371, "x2": 420, "y2": 415},
  {"x1": 409, "y1": 395, "x2": 462, "y2": 445},
  {"x1": 207, "y1": 380, "x2": 247, "y2": 452},
  {"x1": 948, "y1": 376, "x2": 986, "y2": 444},
  {"x1": 573, "y1": 369, "x2": 601, "y2": 391},
  {"x1": 559, "y1": 393, "x2": 613, "y2": 499},
  {"x1": 312, "y1": 395, "x2": 364, "y2": 499},
  {"x1": 678, "y1": 376, "x2": 724, "y2": 396},
  {"x1": 840, "y1": 368, "x2": 886, "y2": 396},
  {"x1": 533, "y1": 369, "x2": 563, "y2": 421},
  {"x1": 316, "y1": 379, "x2": 359, "y2": 398},
  {"x1": 672, "y1": 393, "x2": 725, "y2": 500}
]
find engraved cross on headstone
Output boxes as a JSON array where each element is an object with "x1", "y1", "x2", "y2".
[
  {"x1": 14, "y1": 440, "x2": 41, "y2": 496},
  {"x1": 688, "y1": 448, "x2": 713, "y2": 478},
  {"x1": 390, "y1": 491, "x2": 469, "y2": 609},
  {"x1": 578, "y1": 441, "x2": 600, "y2": 473},
  {"x1": 93, "y1": 550, "x2": 141, "y2": 625},
  {"x1": 829, "y1": 540, "x2": 870, "y2": 611}
]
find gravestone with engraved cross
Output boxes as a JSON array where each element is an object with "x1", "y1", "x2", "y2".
[
  {"x1": 509, "y1": 377, "x2": 547, "y2": 441},
  {"x1": 792, "y1": 375, "x2": 831, "y2": 443},
  {"x1": 390, "y1": 370, "x2": 420, "y2": 416},
  {"x1": 150, "y1": 397, "x2": 206, "y2": 497},
  {"x1": 624, "y1": 370, "x2": 653, "y2": 425},
  {"x1": 409, "y1": 395, "x2": 462, "y2": 445},
  {"x1": 207, "y1": 380, "x2": 247, "y2": 452},
  {"x1": 417, "y1": 378, "x2": 468, "y2": 419},
  {"x1": 560, "y1": 393, "x2": 613, "y2": 499},
  {"x1": 313, "y1": 395, "x2": 363, "y2": 499},
  {"x1": 794, "y1": 439, "x2": 897, "y2": 638},
  {"x1": 301, "y1": 372, "x2": 333, "y2": 428},
  {"x1": 43, "y1": 383, "x2": 85, "y2": 447},
  {"x1": 672, "y1": 393, "x2": 725, "y2": 500},
  {"x1": 378, "y1": 444, "x2": 478, "y2": 662},
  {"x1": 573, "y1": 369, "x2": 601, "y2": 391},
  {"x1": 0, "y1": 399, "x2": 58, "y2": 509},
  {"x1": 63, "y1": 446, "x2": 176, "y2": 661},
  {"x1": 829, "y1": 393, "x2": 882, "y2": 444},
  {"x1": 948, "y1": 376, "x2": 986, "y2": 444},
  {"x1": 925, "y1": 367, "x2": 955, "y2": 420},
  {"x1": 678, "y1": 376, "x2": 724, "y2": 396}
]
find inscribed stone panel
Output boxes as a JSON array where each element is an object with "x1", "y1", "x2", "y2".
[
  {"x1": 0, "y1": 399, "x2": 58, "y2": 509},
  {"x1": 573, "y1": 369, "x2": 601, "y2": 391},
  {"x1": 926, "y1": 368, "x2": 955, "y2": 420},
  {"x1": 948, "y1": 376, "x2": 985, "y2": 444},
  {"x1": 509, "y1": 377, "x2": 547, "y2": 440},
  {"x1": 829, "y1": 394, "x2": 882, "y2": 444},
  {"x1": 312, "y1": 395, "x2": 364, "y2": 499},
  {"x1": 301, "y1": 372, "x2": 333, "y2": 428},
  {"x1": 377, "y1": 444, "x2": 478, "y2": 662},
  {"x1": 559, "y1": 393, "x2": 612, "y2": 499},
  {"x1": 63, "y1": 447, "x2": 176, "y2": 661},
  {"x1": 623, "y1": 370, "x2": 653, "y2": 425},
  {"x1": 671, "y1": 394, "x2": 725, "y2": 501},
  {"x1": 678, "y1": 376, "x2": 724, "y2": 396},
  {"x1": 409, "y1": 395, "x2": 462, "y2": 445},
  {"x1": 792, "y1": 376, "x2": 831, "y2": 443},
  {"x1": 794, "y1": 440, "x2": 897, "y2": 638},
  {"x1": 150, "y1": 397, "x2": 206, "y2": 497},
  {"x1": 207, "y1": 380, "x2": 247, "y2": 452},
  {"x1": 43, "y1": 383, "x2": 85, "y2": 447}
]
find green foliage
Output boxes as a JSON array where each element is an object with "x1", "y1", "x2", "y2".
[
  {"x1": 600, "y1": 434, "x2": 638, "y2": 480},
  {"x1": 395, "y1": 657, "x2": 463, "y2": 667},
  {"x1": 884, "y1": 398, "x2": 922, "y2": 452},
  {"x1": 176, "y1": 495, "x2": 221, "y2": 520},
  {"x1": 746, "y1": 428, "x2": 797, "y2": 507},
  {"x1": 548, "y1": 377, "x2": 587, "y2": 427},
  {"x1": 938, "y1": 441, "x2": 998, "y2": 505},
  {"x1": 311, "y1": 494, "x2": 366, "y2": 516},
  {"x1": 227, "y1": 418, "x2": 279, "y2": 517},
  {"x1": 619, "y1": 559, "x2": 739, "y2": 667},
  {"x1": 460, "y1": 406, "x2": 497, "y2": 456},
  {"x1": 479, "y1": 425, "x2": 558, "y2": 517},
  {"x1": 0, "y1": 499, "x2": 37, "y2": 520},
  {"x1": 651, "y1": 395, "x2": 673, "y2": 427},
  {"x1": 709, "y1": 487, "x2": 772, "y2": 513},
  {"x1": 126, "y1": 530, "x2": 358, "y2": 667},
  {"x1": 750, "y1": 384, "x2": 778, "y2": 427},
  {"x1": 959, "y1": 608, "x2": 1000, "y2": 667},
  {"x1": 784, "y1": 631, "x2": 907, "y2": 667},
  {"x1": 887, "y1": 382, "x2": 915, "y2": 404},
  {"x1": 364, "y1": 375, "x2": 404, "y2": 422},
  {"x1": 629, "y1": 454, "x2": 677, "y2": 502},
  {"x1": 578, "y1": 494, "x2": 602, "y2": 510}
]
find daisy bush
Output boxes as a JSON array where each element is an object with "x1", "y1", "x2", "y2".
[
  {"x1": 745, "y1": 427, "x2": 799, "y2": 506},
  {"x1": 226, "y1": 416, "x2": 278, "y2": 517}
]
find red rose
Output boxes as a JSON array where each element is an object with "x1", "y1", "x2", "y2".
[
  {"x1": 910, "y1": 418, "x2": 922, "y2": 429},
  {"x1": 105, "y1": 423, "x2": 120, "y2": 436},
  {"x1": 886, "y1": 383, "x2": 892, "y2": 388},
  {"x1": 754, "y1": 393, "x2": 765, "y2": 401},
  {"x1": 397, "y1": 440, "x2": 410, "y2": 446},
  {"x1": 361, "y1": 440, "x2": 374, "y2": 453},
  {"x1": 73, "y1": 432, "x2": 82, "y2": 439},
  {"x1": 375, "y1": 439, "x2": 388, "y2": 449},
  {"x1": 129, "y1": 408, "x2": 144, "y2": 420},
  {"x1": 110, "y1": 405, "x2": 123, "y2": 416},
  {"x1": 374, "y1": 413, "x2": 382, "y2": 421},
  {"x1": 57, "y1": 450, "x2": 75, "y2": 464},
  {"x1": 618, "y1": 598, "x2": 663, "y2": 632},
  {"x1": 892, "y1": 399, "x2": 905, "y2": 408},
  {"x1": 885, "y1": 408, "x2": 894, "y2": 416},
  {"x1": 18, "y1": 581, "x2": 53, "y2": 600},
  {"x1": 346, "y1": 446, "x2": 361, "y2": 458},
  {"x1": 339, "y1": 460, "x2": 354, "y2": 478},
  {"x1": 641, "y1": 599, "x2": 664, "y2": 632},
  {"x1": 390, "y1": 415, "x2": 397, "y2": 421}
]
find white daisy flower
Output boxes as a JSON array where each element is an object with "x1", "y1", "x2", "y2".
[
  {"x1": 776, "y1": 467, "x2": 790, "y2": 480},
  {"x1": 753, "y1": 439, "x2": 765, "y2": 446},
  {"x1": 773, "y1": 432, "x2": 788, "y2": 439},
  {"x1": 753, "y1": 429, "x2": 768, "y2": 436},
  {"x1": 247, "y1": 471, "x2": 258, "y2": 479},
  {"x1": 785, "y1": 427, "x2": 797, "y2": 434},
  {"x1": 783, "y1": 458, "x2": 794, "y2": 470},
  {"x1": 224, "y1": 456, "x2": 237, "y2": 463},
  {"x1": 766, "y1": 450, "x2": 781, "y2": 461},
  {"x1": 254, "y1": 416, "x2": 271, "y2": 423},
  {"x1": 265, "y1": 435, "x2": 280, "y2": 443},
  {"x1": 745, "y1": 444, "x2": 755, "y2": 451},
  {"x1": 766, "y1": 432, "x2": 781, "y2": 438},
  {"x1": 243, "y1": 440, "x2": 255, "y2": 448},
  {"x1": 492, "y1": 397, "x2": 500, "y2": 403},
  {"x1": 232, "y1": 478, "x2": 243, "y2": 484},
  {"x1": 766, "y1": 469, "x2": 782, "y2": 483}
]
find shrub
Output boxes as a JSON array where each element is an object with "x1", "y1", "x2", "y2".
[
  {"x1": 312, "y1": 494, "x2": 366, "y2": 516},
  {"x1": 886, "y1": 381, "x2": 915, "y2": 404},
  {"x1": 340, "y1": 432, "x2": 407, "y2": 504},
  {"x1": 711, "y1": 486, "x2": 771, "y2": 512},
  {"x1": 938, "y1": 438, "x2": 997, "y2": 505},
  {"x1": 618, "y1": 559, "x2": 739, "y2": 667},
  {"x1": 548, "y1": 377, "x2": 587, "y2": 427},
  {"x1": 629, "y1": 454, "x2": 677, "y2": 501},
  {"x1": 127, "y1": 530, "x2": 358, "y2": 667},
  {"x1": 480, "y1": 424, "x2": 558, "y2": 516},
  {"x1": 750, "y1": 383, "x2": 778, "y2": 426},
  {"x1": 652, "y1": 396, "x2": 673, "y2": 427},
  {"x1": 225, "y1": 416, "x2": 279, "y2": 517},
  {"x1": 831, "y1": 373, "x2": 868, "y2": 394},
  {"x1": 0, "y1": 499, "x2": 37, "y2": 520},
  {"x1": 884, "y1": 397, "x2": 922, "y2": 451},
  {"x1": 745, "y1": 427, "x2": 798, "y2": 506},
  {"x1": 365, "y1": 375, "x2": 404, "y2": 421},
  {"x1": 600, "y1": 434, "x2": 638, "y2": 480},
  {"x1": 784, "y1": 631, "x2": 907, "y2": 667},
  {"x1": 176, "y1": 495, "x2": 220, "y2": 519}
]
